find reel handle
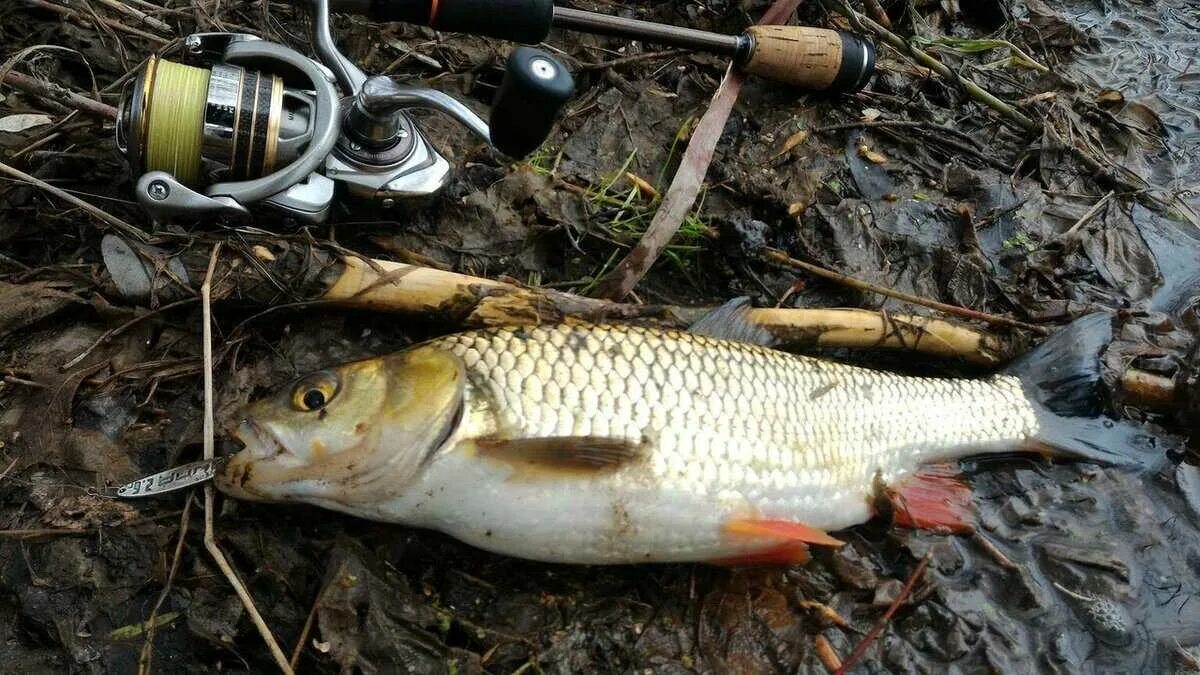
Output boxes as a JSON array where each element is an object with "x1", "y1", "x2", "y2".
[
  {"x1": 336, "y1": 0, "x2": 554, "y2": 43},
  {"x1": 489, "y1": 47, "x2": 574, "y2": 158}
]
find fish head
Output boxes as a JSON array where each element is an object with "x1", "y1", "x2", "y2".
[{"x1": 216, "y1": 347, "x2": 465, "y2": 507}]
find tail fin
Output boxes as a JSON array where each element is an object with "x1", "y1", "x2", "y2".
[{"x1": 1005, "y1": 314, "x2": 1164, "y2": 470}]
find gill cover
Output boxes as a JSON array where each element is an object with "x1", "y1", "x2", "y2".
[{"x1": 217, "y1": 346, "x2": 465, "y2": 507}]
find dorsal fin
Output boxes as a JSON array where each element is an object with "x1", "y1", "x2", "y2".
[{"x1": 689, "y1": 297, "x2": 777, "y2": 346}]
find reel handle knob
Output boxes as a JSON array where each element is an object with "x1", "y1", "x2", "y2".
[
  {"x1": 742, "y1": 26, "x2": 876, "y2": 92},
  {"x1": 489, "y1": 47, "x2": 574, "y2": 158}
]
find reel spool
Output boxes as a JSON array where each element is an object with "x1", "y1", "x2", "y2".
[
  {"x1": 116, "y1": 34, "x2": 341, "y2": 221},
  {"x1": 118, "y1": 55, "x2": 315, "y2": 186}
]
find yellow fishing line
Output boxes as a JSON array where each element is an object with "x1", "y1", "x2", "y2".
[{"x1": 143, "y1": 60, "x2": 210, "y2": 186}]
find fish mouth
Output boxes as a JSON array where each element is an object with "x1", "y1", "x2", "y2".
[
  {"x1": 233, "y1": 419, "x2": 287, "y2": 460},
  {"x1": 216, "y1": 419, "x2": 287, "y2": 500}
]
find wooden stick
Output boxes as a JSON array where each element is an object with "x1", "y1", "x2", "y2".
[
  {"x1": 1121, "y1": 368, "x2": 1179, "y2": 412},
  {"x1": 761, "y1": 248, "x2": 1048, "y2": 334},
  {"x1": 1, "y1": 70, "x2": 119, "y2": 120},
  {"x1": 590, "y1": 0, "x2": 803, "y2": 300},
  {"x1": 102, "y1": 243, "x2": 1019, "y2": 365},
  {"x1": 199, "y1": 245, "x2": 294, "y2": 675},
  {"x1": 320, "y1": 256, "x2": 1017, "y2": 365}
]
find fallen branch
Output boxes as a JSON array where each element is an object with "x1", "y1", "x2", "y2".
[
  {"x1": 324, "y1": 256, "x2": 1017, "y2": 365},
  {"x1": 591, "y1": 0, "x2": 803, "y2": 300},
  {"x1": 199, "y1": 245, "x2": 294, "y2": 674},
  {"x1": 823, "y1": 0, "x2": 1039, "y2": 133},
  {"x1": 834, "y1": 553, "x2": 932, "y2": 675},
  {"x1": 761, "y1": 248, "x2": 1048, "y2": 335},
  {"x1": 1, "y1": 70, "x2": 118, "y2": 120},
  {"x1": 99, "y1": 237, "x2": 1023, "y2": 366}
]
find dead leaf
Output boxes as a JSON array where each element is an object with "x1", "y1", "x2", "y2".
[
  {"x1": 857, "y1": 142, "x2": 888, "y2": 164},
  {"x1": 1018, "y1": 91, "x2": 1057, "y2": 105},
  {"x1": 0, "y1": 113, "x2": 52, "y2": 133},
  {"x1": 41, "y1": 494, "x2": 138, "y2": 529},
  {"x1": 1097, "y1": 89, "x2": 1125, "y2": 106},
  {"x1": 861, "y1": 107, "x2": 883, "y2": 122},
  {"x1": 772, "y1": 130, "x2": 810, "y2": 160},
  {"x1": 0, "y1": 280, "x2": 80, "y2": 338},
  {"x1": 251, "y1": 244, "x2": 276, "y2": 262}
]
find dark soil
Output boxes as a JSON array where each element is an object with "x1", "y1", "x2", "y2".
[{"x1": 2, "y1": 0, "x2": 1199, "y2": 673}]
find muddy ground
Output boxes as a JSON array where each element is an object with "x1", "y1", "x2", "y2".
[{"x1": 2, "y1": 0, "x2": 1200, "y2": 672}]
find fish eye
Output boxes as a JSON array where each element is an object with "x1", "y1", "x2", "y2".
[{"x1": 291, "y1": 372, "x2": 339, "y2": 412}]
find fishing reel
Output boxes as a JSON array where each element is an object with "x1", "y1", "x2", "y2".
[
  {"x1": 116, "y1": 0, "x2": 574, "y2": 223},
  {"x1": 117, "y1": 0, "x2": 876, "y2": 224}
]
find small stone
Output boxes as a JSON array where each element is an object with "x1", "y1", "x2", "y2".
[
  {"x1": 999, "y1": 497, "x2": 1042, "y2": 527},
  {"x1": 872, "y1": 578, "x2": 903, "y2": 608}
]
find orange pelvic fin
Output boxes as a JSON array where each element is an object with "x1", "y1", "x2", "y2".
[
  {"x1": 887, "y1": 464, "x2": 975, "y2": 534},
  {"x1": 724, "y1": 517, "x2": 845, "y2": 548},
  {"x1": 710, "y1": 541, "x2": 811, "y2": 567}
]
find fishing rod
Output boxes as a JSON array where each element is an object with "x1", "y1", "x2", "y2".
[
  {"x1": 115, "y1": 0, "x2": 875, "y2": 223},
  {"x1": 329, "y1": 0, "x2": 876, "y2": 91}
]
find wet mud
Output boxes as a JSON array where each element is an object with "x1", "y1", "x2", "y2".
[{"x1": 1, "y1": 0, "x2": 1199, "y2": 672}]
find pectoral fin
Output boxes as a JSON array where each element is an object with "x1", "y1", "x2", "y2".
[{"x1": 476, "y1": 436, "x2": 644, "y2": 473}]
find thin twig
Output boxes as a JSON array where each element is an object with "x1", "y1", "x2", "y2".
[
  {"x1": 0, "y1": 161, "x2": 149, "y2": 242},
  {"x1": 834, "y1": 554, "x2": 932, "y2": 675},
  {"x1": 579, "y1": 49, "x2": 687, "y2": 71},
  {"x1": 61, "y1": 298, "x2": 199, "y2": 371},
  {"x1": 198, "y1": 244, "x2": 294, "y2": 674},
  {"x1": 93, "y1": 0, "x2": 173, "y2": 34},
  {"x1": 591, "y1": 0, "x2": 803, "y2": 300},
  {"x1": 138, "y1": 494, "x2": 194, "y2": 675},
  {"x1": 761, "y1": 248, "x2": 1048, "y2": 334},
  {"x1": 1064, "y1": 190, "x2": 1115, "y2": 236}
]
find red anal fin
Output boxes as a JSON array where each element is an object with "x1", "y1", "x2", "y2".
[
  {"x1": 724, "y1": 518, "x2": 845, "y2": 548},
  {"x1": 887, "y1": 464, "x2": 975, "y2": 534},
  {"x1": 710, "y1": 541, "x2": 811, "y2": 567}
]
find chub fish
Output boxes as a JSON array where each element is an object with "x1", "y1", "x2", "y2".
[{"x1": 217, "y1": 303, "x2": 1154, "y2": 564}]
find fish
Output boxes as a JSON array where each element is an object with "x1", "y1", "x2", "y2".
[{"x1": 216, "y1": 302, "x2": 1157, "y2": 565}]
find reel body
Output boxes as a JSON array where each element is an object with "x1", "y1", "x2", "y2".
[{"x1": 118, "y1": 26, "x2": 574, "y2": 223}]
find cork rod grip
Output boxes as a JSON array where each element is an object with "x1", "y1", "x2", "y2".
[{"x1": 742, "y1": 26, "x2": 875, "y2": 92}]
